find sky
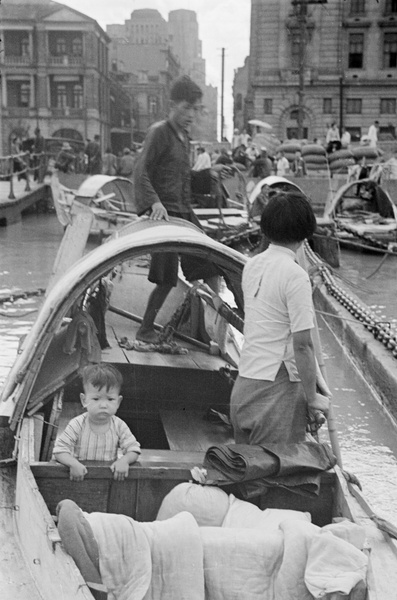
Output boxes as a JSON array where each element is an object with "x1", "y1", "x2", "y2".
[{"x1": 61, "y1": 0, "x2": 251, "y2": 139}]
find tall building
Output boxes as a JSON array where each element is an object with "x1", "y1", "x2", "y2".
[
  {"x1": 108, "y1": 8, "x2": 218, "y2": 142},
  {"x1": 242, "y1": 0, "x2": 397, "y2": 143},
  {"x1": 0, "y1": 0, "x2": 126, "y2": 153}
]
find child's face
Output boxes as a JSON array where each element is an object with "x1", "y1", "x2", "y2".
[{"x1": 80, "y1": 383, "x2": 122, "y2": 422}]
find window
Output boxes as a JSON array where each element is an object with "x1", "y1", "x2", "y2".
[
  {"x1": 384, "y1": 33, "x2": 397, "y2": 68},
  {"x1": 291, "y1": 35, "x2": 300, "y2": 69},
  {"x1": 263, "y1": 98, "x2": 273, "y2": 114},
  {"x1": 20, "y1": 83, "x2": 30, "y2": 106},
  {"x1": 149, "y1": 96, "x2": 158, "y2": 114},
  {"x1": 380, "y1": 98, "x2": 396, "y2": 114},
  {"x1": 72, "y1": 37, "x2": 82, "y2": 56},
  {"x1": 346, "y1": 98, "x2": 362, "y2": 113},
  {"x1": 346, "y1": 127, "x2": 361, "y2": 143},
  {"x1": 348, "y1": 33, "x2": 364, "y2": 68},
  {"x1": 323, "y1": 98, "x2": 332, "y2": 113},
  {"x1": 56, "y1": 84, "x2": 67, "y2": 108},
  {"x1": 235, "y1": 94, "x2": 243, "y2": 111},
  {"x1": 385, "y1": 0, "x2": 397, "y2": 14},
  {"x1": 287, "y1": 127, "x2": 308, "y2": 139},
  {"x1": 350, "y1": 0, "x2": 365, "y2": 15},
  {"x1": 21, "y1": 37, "x2": 29, "y2": 57},
  {"x1": 56, "y1": 37, "x2": 66, "y2": 55},
  {"x1": 138, "y1": 70, "x2": 148, "y2": 84},
  {"x1": 290, "y1": 109, "x2": 299, "y2": 121},
  {"x1": 73, "y1": 84, "x2": 83, "y2": 109}
]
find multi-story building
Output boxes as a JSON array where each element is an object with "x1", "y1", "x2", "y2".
[
  {"x1": 0, "y1": 0, "x2": 130, "y2": 154},
  {"x1": 108, "y1": 8, "x2": 218, "y2": 142},
  {"x1": 233, "y1": 57, "x2": 250, "y2": 134},
  {"x1": 241, "y1": 0, "x2": 397, "y2": 143}
]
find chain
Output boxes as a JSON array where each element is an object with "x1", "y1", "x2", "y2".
[{"x1": 304, "y1": 241, "x2": 397, "y2": 359}]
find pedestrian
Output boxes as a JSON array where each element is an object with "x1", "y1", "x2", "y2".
[
  {"x1": 276, "y1": 150, "x2": 290, "y2": 176},
  {"x1": 53, "y1": 363, "x2": 141, "y2": 481},
  {"x1": 231, "y1": 128, "x2": 241, "y2": 151},
  {"x1": 239, "y1": 128, "x2": 251, "y2": 147},
  {"x1": 326, "y1": 122, "x2": 341, "y2": 153},
  {"x1": 230, "y1": 191, "x2": 329, "y2": 446},
  {"x1": 102, "y1": 147, "x2": 118, "y2": 176},
  {"x1": 192, "y1": 146, "x2": 211, "y2": 171},
  {"x1": 33, "y1": 127, "x2": 45, "y2": 181},
  {"x1": 117, "y1": 148, "x2": 136, "y2": 181},
  {"x1": 291, "y1": 150, "x2": 307, "y2": 177},
  {"x1": 251, "y1": 147, "x2": 273, "y2": 178},
  {"x1": 55, "y1": 142, "x2": 75, "y2": 173},
  {"x1": 85, "y1": 134, "x2": 102, "y2": 175},
  {"x1": 368, "y1": 120, "x2": 379, "y2": 148},
  {"x1": 133, "y1": 74, "x2": 219, "y2": 343},
  {"x1": 341, "y1": 127, "x2": 351, "y2": 148}
]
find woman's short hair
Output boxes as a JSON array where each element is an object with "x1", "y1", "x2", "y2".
[
  {"x1": 170, "y1": 75, "x2": 202, "y2": 105},
  {"x1": 260, "y1": 191, "x2": 316, "y2": 244}
]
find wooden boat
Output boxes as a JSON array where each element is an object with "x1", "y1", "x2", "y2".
[
  {"x1": 50, "y1": 173, "x2": 139, "y2": 239},
  {"x1": 323, "y1": 177, "x2": 397, "y2": 252},
  {"x1": 1, "y1": 219, "x2": 396, "y2": 599}
]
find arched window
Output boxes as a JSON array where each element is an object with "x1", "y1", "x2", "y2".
[
  {"x1": 73, "y1": 84, "x2": 83, "y2": 109},
  {"x1": 56, "y1": 37, "x2": 66, "y2": 55},
  {"x1": 72, "y1": 37, "x2": 82, "y2": 56}
]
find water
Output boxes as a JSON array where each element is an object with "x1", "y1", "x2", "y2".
[{"x1": 1, "y1": 214, "x2": 397, "y2": 526}]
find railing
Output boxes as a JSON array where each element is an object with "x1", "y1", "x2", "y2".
[
  {"x1": 0, "y1": 152, "x2": 47, "y2": 200},
  {"x1": 48, "y1": 55, "x2": 83, "y2": 66},
  {"x1": 3, "y1": 55, "x2": 32, "y2": 65}
]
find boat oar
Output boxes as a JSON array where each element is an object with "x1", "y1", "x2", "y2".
[{"x1": 108, "y1": 304, "x2": 209, "y2": 351}]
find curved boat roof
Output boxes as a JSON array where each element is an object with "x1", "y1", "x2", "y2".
[
  {"x1": 76, "y1": 175, "x2": 133, "y2": 198},
  {"x1": 248, "y1": 176, "x2": 304, "y2": 204},
  {"x1": 0, "y1": 220, "x2": 246, "y2": 425}
]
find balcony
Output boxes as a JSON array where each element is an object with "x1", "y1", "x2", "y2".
[
  {"x1": 6, "y1": 107, "x2": 31, "y2": 117},
  {"x1": 48, "y1": 55, "x2": 83, "y2": 66},
  {"x1": 51, "y1": 107, "x2": 84, "y2": 118},
  {"x1": 3, "y1": 55, "x2": 32, "y2": 65}
]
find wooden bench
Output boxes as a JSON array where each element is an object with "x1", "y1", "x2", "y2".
[{"x1": 160, "y1": 409, "x2": 234, "y2": 452}]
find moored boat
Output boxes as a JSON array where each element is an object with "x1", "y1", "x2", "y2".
[{"x1": 1, "y1": 219, "x2": 396, "y2": 599}]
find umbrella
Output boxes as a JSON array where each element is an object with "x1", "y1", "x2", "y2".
[{"x1": 248, "y1": 119, "x2": 272, "y2": 130}]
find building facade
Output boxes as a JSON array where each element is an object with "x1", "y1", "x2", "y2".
[
  {"x1": 0, "y1": 0, "x2": 131, "y2": 154},
  {"x1": 108, "y1": 8, "x2": 218, "y2": 142},
  {"x1": 242, "y1": 0, "x2": 397, "y2": 143}
]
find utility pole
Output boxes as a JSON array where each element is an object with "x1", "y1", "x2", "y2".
[
  {"x1": 297, "y1": 0, "x2": 307, "y2": 140},
  {"x1": 220, "y1": 48, "x2": 225, "y2": 142}
]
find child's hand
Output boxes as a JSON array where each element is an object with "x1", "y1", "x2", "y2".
[
  {"x1": 110, "y1": 457, "x2": 130, "y2": 481},
  {"x1": 69, "y1": 462, "x2": 88, "y2": 481}
]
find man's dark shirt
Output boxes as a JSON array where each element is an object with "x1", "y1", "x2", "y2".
[{"x1": 134, "y1": 120, "x2": 192, "y2": 216}]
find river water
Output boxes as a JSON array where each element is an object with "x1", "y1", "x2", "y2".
[{"x1": 1, "y1": 213, "x2": 397, "y2": 526}]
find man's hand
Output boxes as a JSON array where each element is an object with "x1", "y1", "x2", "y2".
[
  {"x1": 307, "y1": 392, "x2": 330, "y2": 425},
  {"x1": 150, "y1": 201, "x2": 169, "y2": 221},
  {"x1": 69, "y1": 461, "x2": 88, "y2": 482}
]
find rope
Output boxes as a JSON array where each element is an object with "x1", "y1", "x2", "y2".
[{"x1": 304, "y1": 241, "x2": 397, "y2": 359}]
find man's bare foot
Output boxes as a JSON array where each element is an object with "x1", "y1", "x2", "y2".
[{"x1": 136, "y1": 326, "x2": 159, "y2": 343}]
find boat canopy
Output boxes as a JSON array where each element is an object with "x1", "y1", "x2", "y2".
[
  {"x1": 0, "y1": 219, "x2": 246, "y2": 428},
  {"x1": 248, "y1": 176, "x2": 304, "y2": 205},
  {"x1": 75, "y1": 175, "x2": 137, "y2": 214},
  {"x1": 323, "y1": 178, "x2": 397, "y2": 220}
]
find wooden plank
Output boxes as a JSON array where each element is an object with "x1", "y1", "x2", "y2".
[
  {"x1": 160, "y1": 409, "x2": 234, "y2": 452},
  {"x1": 101, "y1": 325, "x2": 130, "y2": 364},
  {"x1": 16, "y1": 419, "x2": 94, "y2": 600}
]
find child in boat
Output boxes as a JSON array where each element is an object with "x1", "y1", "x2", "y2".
[{"x1": 53, "y1": 363, "x2": 141, "y2": 481}]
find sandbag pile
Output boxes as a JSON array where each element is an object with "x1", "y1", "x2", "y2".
[
  {"x1": 327, "y1": 148, "x2": 355, "y2": 174},
  {"x1": 352, "y1": 145, "x2": 381, "y2": 161},
  {"x1": 278, "y1": 141, "x2": 302, "y2": 165},
  {"x1": 302, "y1": 144, "x2": 328, "y2": 173}
]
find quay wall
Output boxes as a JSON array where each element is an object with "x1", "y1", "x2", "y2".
[{"x1": 314, "y1": 285, "x2": 397, "y2": 424}]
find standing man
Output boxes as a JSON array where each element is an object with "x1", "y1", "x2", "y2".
[
  {"x1": 368, "y1": 120, "x2": 379, "y2": 148},
  {"x1": 230, "y1": 192, "x2": 329, "y2": 445},
  {"x1": 291, "y1": 149, "x2": 307, "y2": 177},
  {"x1": 117, "y1": 147, "x2": 136, "y2": 181},
  {"x1": 192, "y1": 146, "x2": 211, "y2": 171},
  {"x1": 85, "y1": 134, "x2": 102, "y2": 174},
  {"x1": 33, "y1": 127, "x2": 45, "y2": 181},
  {"x1": 276, "y1": 150, "x2": 290, "y2": 176},
  {"x1": 341, "y1": 127, "x2": 351, "y2": 148},
  {"x1": 134, "y1": 75, "x2": 219, "y2": 343}
]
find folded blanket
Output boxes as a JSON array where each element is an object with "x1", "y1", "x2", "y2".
[
  {"x1": 119, "y1": 337, "x2": 188, "y2": 355},
  {"x1": 204, "y1": 442, "x2": 337, "y2": 498}
]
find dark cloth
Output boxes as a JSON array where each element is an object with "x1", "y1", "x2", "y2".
[
  {"x1": 230, "y1": 364, "x2": 307, "y2": 445},
  {"x1": 63, "y1": 310, "x2": 102, "y2": 362},
  {"x1": 56, "y1": 499, "x2": 106, "y2": 600},
  {"x1": 191, "y1": 169, "x2": 212, "y2": 195},
  {"x1": 252, "y1": 156, "x2": 272, "y2": 179},
  {"x1": 148, "y1": 211, "x2": 219, "y2": 287},
  {"x1": 204, "y1": 441, "x2": 336, "y2": 499},
  {"x1": 55, "y1": 149, "x2": 74, "y2": 173},
  {"x1": 215, "y1": 154, "x2": 233, "y2": 166},
  {"x1": 34, "y1": 134, "x2": 45, "y2": 154},
  {"x1": 85, "y1": 140, "x2": 102, "y2": 174},
  {"x1": 134, "y1": 119, "x2": 192, "y2": 215}
]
